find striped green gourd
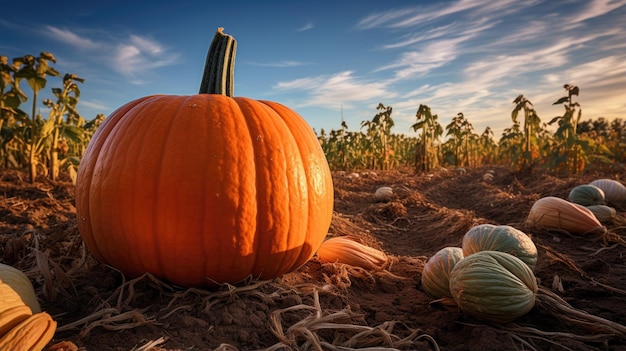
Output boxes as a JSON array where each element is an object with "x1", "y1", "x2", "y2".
[
  {"x1": 462, "y1": 224, "x2": 538, "y2": 271},
  {"x1": 421, "y1": 247, "x2": 464, "y2": 300},
  {"x1": 449, "y1": 250, "x2": 538, "y2": 323},
  {"x1": 568, "y1": 184, "x2": 605, "y2": 206}
]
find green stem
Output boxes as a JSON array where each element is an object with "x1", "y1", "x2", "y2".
[
  {"x1": 199, "y1": 27, "x2": 237, "y2": 96},
  {"x1": 28, "y1": 89, "x2": 38, "y2": 183},
  {"x1": 49, "y1": 106, "x2": 65, "y2": 182}
]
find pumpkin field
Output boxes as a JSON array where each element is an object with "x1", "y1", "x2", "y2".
[
  {"x1": 1, "y1": 164, "x2": 625, "y2": 351},
  {"x1": 1, "y1": 27, "x2": 626, "y2": 351}
]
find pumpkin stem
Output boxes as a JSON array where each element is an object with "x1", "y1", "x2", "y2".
[{"x1": 199, "y1": 27, "x2": 237, "y2": 96}]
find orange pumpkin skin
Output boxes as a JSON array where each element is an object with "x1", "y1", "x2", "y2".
[{"x1": 74, "y1": 94, "x2": 334, "y2": 287}]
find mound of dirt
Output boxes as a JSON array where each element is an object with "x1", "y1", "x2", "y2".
[{"x1": 0, "y1": 166, "x2": 625, "y2": 351}]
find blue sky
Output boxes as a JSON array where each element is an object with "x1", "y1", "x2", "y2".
[{"x1": 2, "y1": 0, "x2": 625, "y2": 139}]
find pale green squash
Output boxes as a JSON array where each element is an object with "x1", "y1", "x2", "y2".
[
  {"x1": 462, "y1": 224, "x2": 538, "y2": 271},
  {"x1": 585, "y1": 204, "x2": 616, "y2": 223},
  {"x1": 421, "y1": 247, "x2": 464, "y2": 300},
  {"x1": 449, "y1": 250, "x2": 538, "y2": 323}
]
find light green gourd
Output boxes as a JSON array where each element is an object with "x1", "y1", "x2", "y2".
[
  {"x1": 421, "y1": 247, "x2": 464, "y2": 300},
  {"x1": 585, "y1": 204, "x2": 616, "y2": 223},
  {"x1": 462, "y1": 224, "x2": 538, "y2": 271},
  {"x1": 449, "y1": 250, "x2": 538, "y2": 323}
]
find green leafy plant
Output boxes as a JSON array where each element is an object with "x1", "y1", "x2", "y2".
[
  {"x1": 478, "y1": 127, "x2": 497, "y2": 165},
  {"x1": 512, "y1": 94, "x2": 541, "y2": 172},
  {"x1": 411, "y1": 104, "x2": 443, "y2": 173},
  {"x1": 0, "y1": 52, "x2": 100, "y2": 182},
  {"x1": 42, "y1": 73, "x2": 85, "y2": 181},
  {"x1": 361, "y1": 103, "x2": 395, "y2": 170},
  {"x1": 548, "y1": 84, "x2": 591, "y2": 174},
  {"x1": 444, "y1": 112, "x2": 475, "y2": 167},
  {"x1": 13, "y1": 53, "x2": 61, "y2": 182}
]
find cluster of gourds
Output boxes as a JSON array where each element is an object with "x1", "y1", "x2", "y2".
[
  {"x1": 421, "y1": 224, "x2": 538, "y2": 323},
  {"x1": 526, "y1": 178, "x2": 626, "y2": 235},
  {"x1": 421, "y1": 178, "x2": 626, "y2": 323},
  {"x1": 0, "y1": 263, "x2": 56, "y2": 350}
]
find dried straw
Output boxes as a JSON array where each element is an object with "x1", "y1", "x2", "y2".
[
  {"x1": 535, "y1": 286, "x2": 626, "y2": 337},
  {"x1": 266, "y1": 289, "x2": 440, "y2": 351}
]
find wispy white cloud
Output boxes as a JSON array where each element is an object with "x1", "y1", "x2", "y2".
[
  {"x1": 540, "y1": 55, "x2": 626, "y2": 118},
  {"x1": 376, "y1": 36, "x2": 467, "y2": 80},
  {"x1": 381, "y1": 23, "x2": 457, "y2": 50},
  {"x1": 569, "y1": 0, "x2": 626, "y2": 23},
  {"x1": 45, "y1": 26, "x2": 99, "y2": 50},
  {"x1": 274, "y1": 71, "x2": 393, "y2": 109},
  {"x1": 356, "y1": 0, "x2": 481, "y2": 30},
  {"x1": 80, "y1": 100, "x2": 110, "y2": 111},
  {"x1": 248, "y1": 60, "x2": 312, "y2": 68},
  {"x1": 466, "y1": 30, "x2": 622, "y2": 87},
  {"x1": 297, "y1": 22, "x2": 314, "y2": 32},
  {"x1": 43, "y1": 26, "x2": 178, "y2": 84},
  {"x1": 128, "y1": 35, "x2": 163, "y2": 55},
  {"x1": 113, "y1": 35, "x2": 178, "y2": 84},
  {"x1": 390, "y1": 0, "x2": 493, "y2": 28},
  {"x1": 375, "y1": 18, "x2": 495, "y2": 81},
  {"x1": 471, "y1": 0, "x2": 541, "y2": 17},
  {"x1": 356, "y1": 0, "x2": 527, "y2": 30},
  {"x1": 486, "y1": 21, "x2": 549, "y2": 48},
  {"x1": 355, "y1": 8, "x2": 416, "y2": 30},
  {"x1": 464, "y1": 43, "x2": 569, "y2": 87},
  {"x1": 0, "y1": 19, "x2": 21, "y2": 30}
]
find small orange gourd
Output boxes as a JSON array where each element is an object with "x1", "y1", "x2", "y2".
[
  {"x1": 0, "y1": 312, "x2": 56, "y2": 351},
  {"x1": 0, "y1": 277, "x2": 56, "y2": 350},
  {"x1": 316, "y1": 236, "x2": 388, "y2": 270},
  {"x1": 0, "y1": 275, "x2": 35, "y2": 336},
  {"x1": 74, "y1": 28, "x2": 334, "y2": 287}
]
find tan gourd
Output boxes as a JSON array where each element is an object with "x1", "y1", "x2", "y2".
[
  {"x1": 589, "y1": 179, "x2": 626, "y2": 204},
  {"x1": 526, "y1": 196, "x2": 606, "y2": 235}
]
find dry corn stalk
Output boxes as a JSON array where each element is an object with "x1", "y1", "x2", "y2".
[
  {"x1": 526, "y1": 196, "x2": 606, "y2": 235},
  {"x1": 316, "y1": 236, "x2": 388, "y2": 270}
]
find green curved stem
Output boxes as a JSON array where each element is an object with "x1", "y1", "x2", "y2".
[{"x1": 199, "y1": 27, "x2": 237, "y2": 96}]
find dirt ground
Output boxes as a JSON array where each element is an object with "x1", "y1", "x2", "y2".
[{"x1": 1, "y1": 165, "x2": 625, "y2": 351}]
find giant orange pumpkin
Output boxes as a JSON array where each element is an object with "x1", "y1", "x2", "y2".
[{"x1": 74, "y1": 28, "x2": 334, "y2": 287}]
